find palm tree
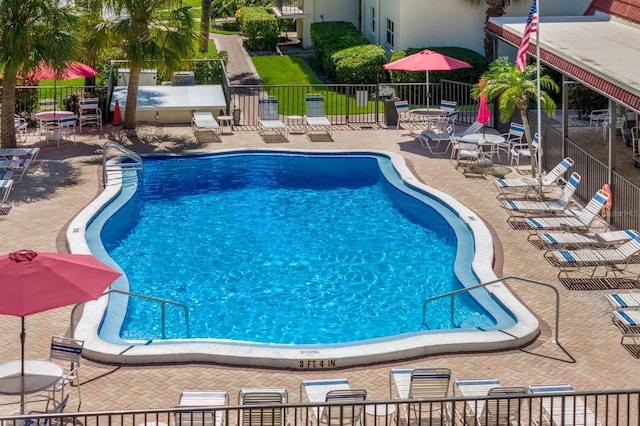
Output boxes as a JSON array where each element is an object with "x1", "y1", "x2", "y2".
[
  {"x1": 102, "y1": 0, "x2": 196, "y2": 129},
  {"x1": 458, "y1": 0, "x2": 527, "y2": 58},
  {"x1": 200, "y1": 0, "x2": 212, "y2": 53},
  {"x1": 0, "y1": 0, "x2": 79, "y2": 149},
  {"x1": 472, "y1": 57, "x2": 558, "y2": 177}
]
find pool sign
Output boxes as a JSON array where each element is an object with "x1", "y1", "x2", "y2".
[{"x1": 298, "y1": 350, "x2": 337, "y2": 368}]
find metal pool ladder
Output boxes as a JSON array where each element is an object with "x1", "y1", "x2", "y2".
[{"x1": 102, "y1": 141, "x2": 144, "y2": 187}]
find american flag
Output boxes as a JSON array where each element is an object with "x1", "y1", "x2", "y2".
[{"x1": 515, "y1": 0, "x2": 538, "y2": 72}]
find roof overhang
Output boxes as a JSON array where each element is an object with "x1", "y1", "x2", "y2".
[{"x1": 486, "y1": 14, "x2": 640, "y2": 111}]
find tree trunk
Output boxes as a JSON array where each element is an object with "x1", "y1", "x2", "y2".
[
  {"x1": 519, "y1": 107, "x2": 538, "y2": 178},
  {"x1": 1, "y1": 70, "x2": 19, "y2": 149},
  {"x1": 483, "y1": 1, "x2": 510, "y2": 58},
  {"x1": 199, "y1": 0, "x2": 212, "y2": 54},
  {"x1": 123, "y1": 67, "x2": 141, "y2": 130}
]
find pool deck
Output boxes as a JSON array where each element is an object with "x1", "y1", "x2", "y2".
[{"x1": 0, "y1": 123, "x2": 638, "y2": 412}]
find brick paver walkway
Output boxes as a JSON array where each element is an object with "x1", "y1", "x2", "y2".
[{"x1": 0, "y1": 124, "x2": 638, "y2": 414}]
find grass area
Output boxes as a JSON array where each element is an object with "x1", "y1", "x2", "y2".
[
  {"x1": 211, "y1": 28, "x2": 239, "y2": 36},
  {"x1": 252, "y1": 56, "x2": 383, "y2": 116}
]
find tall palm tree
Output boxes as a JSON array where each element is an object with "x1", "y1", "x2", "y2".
[
  {"x1": 101, "y1": 0, "x2": 196, "y2": 129},
  {"x1": 472, "y1": 57, "x2": 558, "y2": 177},
  {"x1": 458, "y1": 0, "x2": 526, "y2": 58},
  {"x1": 200, "y1": 0, "x2": 212, "y2": 53},
  {"x1": 0, "y1": 0, "x2": 79, "y2": 149}
]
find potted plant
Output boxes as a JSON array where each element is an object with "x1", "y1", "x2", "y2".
[{"x1": 233, "y1": 106, "x2": 241, "y2": 126}]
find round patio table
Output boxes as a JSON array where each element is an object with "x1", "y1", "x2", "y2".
[
  {"x1": 0, "y1": 359, "x2": 63, "y2": 413},
  {"x1": 34, "y1": 111, "x2": 77, "y2": 141}
]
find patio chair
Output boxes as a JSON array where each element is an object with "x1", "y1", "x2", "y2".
[
  {"x1": 46, "y1": 336, "x2": 84, "y2": 411},
  {"x1": 522, "y1": 189, "x2": 609, "y2": 234},
  {"x1": 510, "y1": 133, "x2": 540, "y2": 171},
  {"x1": 301, "y1": 379, "x2": 366, "y2": 426},
  {"x1": 496, "y1": 122, "x2": 525, "y2": 162},
  {"x1": 395, "y1": 100, "x2": 413, "y2": 133},
  {"x1": 390, "y1": 368, "x2": 451, "y2": 426},
  {"x1": 304, "y1": 94, "x2": 332, "y2": 137},
  {"x1": 419, "y1": 125, "x2": 455, "y2": 154},
  {"x1": 606, "y1": 292, "x2": 640, "y2": 310},
  {"x1": 14, "y1": 115, "x2": 28, "y2": 142},
  {"x1": 0, "y1": 178, "x2": 13, "y2": 209},
  {"x1": 48, "y1": 116, "x2": 77, "y2": 148},
  {"x1": 543, "y1": 235, "x2": 640, "y2": 282},
  {"x1": 258, "y1": 97, "x2": 288, "y2": 140},
  {"x1": 39, "y1": 98, "x2": 56, "y2": 112},
  {"x1": 175, "y1": 390, "x2": 229, "y2": 426},
  {"x1": 589, "y1": 109, "x2": 609, "y2": 132},
  {"x1": 21, "y1": 394, "x2": 69, "y2": 426},
  {"x1": 481, "y1": 387, "x2": 529, "y2": 426},
  {"x1": 455, "y1": 140, "x2": 488, "y2": 173},
  {"x1": 501, "y1": 172, "x2": 580, "y2": 218},
  {"x1": 530, "y1": 229, "x2": 639, "y2": 250},
  {"x1": 453, "y1": 378, "x2": 501, "y2": 426},
  {"x1": 529, "y1": 384, "x2": 601, "y2": 426},
  {"x1": 494, "y1": 157, "x2": 574, "y2": 199},
  {"x1": 192, "y1": 111, "x2": 221, "y2": 137},
  {"x1": 78, "y1": 98, "x2": 102, "y2": 131},
  {"x1": 239, "y1": 388, "x2": 288, "y2": 426}
]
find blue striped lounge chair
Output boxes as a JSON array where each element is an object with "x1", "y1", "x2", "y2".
[
  {"x1": 304, "y1": 94, "x2": 332, "y2": 137},
  {"x1": 532, "y1": 229, "x2": 639, "y2": 250},
  {"x1": 239, "y1": 388, "x2": 288, "y2": 426},
  {"x1": 0, "y1": 178, "x2": 13, "y2": 212},
  {"x1": 544, "y1": 236, "x2": 640, "y2": 281},
  {"x1": 606, "y1": 292, "x2": 640, "y2": 310},
  {"x1": 528, "y1": 384, "x2": 602, "y2": 426},
  {"x1": 390, "y1": 368, "x2": 451, "y2": 425},
  {"x1": 0, "y1": 158, "x2": 32, "y2": 183},
  {"x1": 494, "y1": 157, "x2": 574, "y2": 199},
  {"x1": 502, "y1": 172, "x2": 580, "y2": 218},
  {"x1": 192, "y1": 112, "x2": 221, "y2": 137},
  {"x1": 301, "y1": 379, "x2": 366, "y2": 426},
  {"x1": 612, "y1": 310, "x2": 640, "y2": 345},
  {"x1": 453, "y1": 378, "x2": 501, "y2": 425},
  {"x1": 484, "y1": 387, "x2": 529, "y2": 426},
  {"x1": 258, "y1": 97, "x2": 288, "y2": 140},
  {"x1": 522, "y1": 189, "x2": 609, "y2": 235},
  {"x1": 176, "y1": 390, "x2": 229, "y2": 426}
]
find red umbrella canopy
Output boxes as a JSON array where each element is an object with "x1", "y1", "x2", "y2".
[
  {"x1": 23, "y1": 61, "x2": 100, "y2": 81},
  {"x1": 383, "y1": 49, "x2": 472, "y2": 72},
  {"x1": 477, "y1": 94, "x2": 491, "y2": 124},
  {"x1": 0, "y1": 250, "x2": 121, "y2": 316}
]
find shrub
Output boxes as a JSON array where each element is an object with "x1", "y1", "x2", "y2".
[
  {"x1": 332, "y1": 45, "x2": 386, "y2": 84},
  {"x1": 238, "y1": 6, "x2": 279, "y2": 51},
  {"x1": 310, "y1": 22, "x2": 369, "y2": 79},
  {"x1": 568, "y1": 84, "x2": 608, "y2": 120}
]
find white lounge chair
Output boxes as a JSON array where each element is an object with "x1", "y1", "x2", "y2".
[
  {"x1": 501, "y1": 172, "x2": 580, "y2": 218},
  {"x1": 176, "y1": 390, "x2": 229, "y2": 426},
  {"x1": 239, "y1": 388, "x2": 288, "y2": 426},
  {"x1": 258, "y1": 97, "x2": 288, "y2": 140},
  {"x1": 531, "y1": 229, "x2": 639, "y2": 250},
  {"x1": 192, "y1": 112, "x2": 221, "y2": 137},
  {"x1": 483, "y1": 387, "x2": 528, "y2": 426},
  {"x1": 390, "y1": 368, "x2": 451, "y2": 426},
  {"x1": 0, "y1": 179, "x2": 13, "y2": 213},
  {"x1": 528, "y1": 384, "x2": 602, "y2": 426},
  {"x1": 606, "y1": 292, "x2": 640, "y2": 310},
  {"x1": 454, "y1": 378, "x2": 501, "y2": 426},
  {"x1": 0, "y1": 158, "x2": 32, "y2": 183},
  {"x1": 522, "y1": 189, "x2": 609, "y2": 234},
  {"x1": 0, "y1": 147, "x2": 40, "y2": 162},
  {"x1": 494, "y1": 157, "x2": 574, "y2": 199},
  {"x1": 544, "y1": 236, "x2": 640, "y2": 281},
  {"x1": 301, "y1": 379, "x2": 365, "y2": 426},
  {"x1": 304, "y1": 94, "x2": 332, "y2": 137},
  {"x1": 612, "y1": 310, "x2": 640, "y2": 344}
]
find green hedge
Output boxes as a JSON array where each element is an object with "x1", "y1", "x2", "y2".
[
  {"x1": 333, "y1": 45, "x2": 386, "y2": 84},
  {"x1": 238, "y1": 6, "x2": 279, "y2": 51},
  {"x1": 387, "y1": 47, "x2": 488, "y2": 85},
  {"x1": 310, "y1": 21, "x2": 370, "y2": 81}
]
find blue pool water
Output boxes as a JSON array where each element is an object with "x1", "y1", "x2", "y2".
[{"x1": 95, "y1": 152, "x2": 504, "y2": 345}]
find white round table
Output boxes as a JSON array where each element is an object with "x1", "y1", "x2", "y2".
[
  {"x1": 34, "y1": 111, "x2": 77, "y2": 140},
  {"x1": 217, "y1": 115, "x2": 234, "y2": 133},
  {"x1": 285, "y1": 115, "x2": 305, "y2": 133},
  {"x1": 365, "y1": 403, "x2": 397, "y2": 424},
  {"x1": 460, "y1": 133, "x2": 506, "y2": 164},
  {"x1": 0, "y1": 359, "x2": 63, "y2": 414}
]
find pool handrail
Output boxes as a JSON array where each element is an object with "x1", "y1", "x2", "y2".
[{"x1": 102, "y1": 141, "x2": 144, "y2": 187}]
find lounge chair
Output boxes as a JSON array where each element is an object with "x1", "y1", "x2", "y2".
[
  {"x1": 0, "y1": 147, "x2": 40, "y2": 162},
  {"x1": 390, "y1": 368, "x2": 451, "y2": 426},
  {"x1": 494, "y1": 157, "x2": 574, "y2": 199},
  {"x1": 453, "y1": 378, "x2": 501, "y2": 426},
  {"x1": 175, "y1": 390, "x2": 229, "y2": 426},
  {"x1": 239, "y1": 388, "x2": 288, "y2": 426},
  {"x1": 544, "y1": 236, "x2": 640, "y2": 281},
  {"x1": 521, "y1": 189, "x2": 609, "y2": 234},
  {"x1": 0, "y1": 158, "x2": 31, "y2": 183},
  {"x1": 301, "y1": 379, "x2": 365, "y2": 426},
  {"x1": 530, "y1": 229, "x2": 639, "y2": 250},
  {"x1": 528, "y1": 384, "x2": 602, "y2": 426},
  {"x1": 258, "y1": 97, "x2": 289, "y2": 140},
  {"x1": 304, "y1": 94, "x2": 332, "y2": 137},
  {"x1": 0, "y1": 179, "x2": 13, "y2": 211},
  {"x1": 606, "y1": 292, "x2": 640, "y2": 310},
  {"x1": 482, "y1": 387, "x2": 529, "y2": 426},
  {"x1": 192, "y1": 112, "x2": 221, "y2": 137},
  {"x1": 418, "y1": 121, "x2": 483, "y2": 154},
  {"x1": 501, "y1": 172, "x2": 580, "y2": 218}
]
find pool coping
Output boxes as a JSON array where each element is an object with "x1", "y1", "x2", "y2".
[{"x1": 67, "y1": 148, "x2": 539, "y2": 369}]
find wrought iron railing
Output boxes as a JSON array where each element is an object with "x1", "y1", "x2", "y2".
[{"x1": 274, "y1": 0, "x2": 304, "y2": 16}]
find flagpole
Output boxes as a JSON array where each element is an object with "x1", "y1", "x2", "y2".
[{"x1": 536, "y1": 0, "x2": 543, "y2": 189}]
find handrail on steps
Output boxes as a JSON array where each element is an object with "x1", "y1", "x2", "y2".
[
  {"x1": 70, "y1": 289, "x2": 190, "y2": 339},
  {"x1": 102, "y1": 141, "x2": 144, "y2": 187}
]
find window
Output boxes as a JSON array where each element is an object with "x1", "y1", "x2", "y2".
[
  {"x1": 371, "y1": 7, "x2": 375, "y2": 33},
  {"x1": 386, "y1": 18, "x2": 395, "y2": 48}
]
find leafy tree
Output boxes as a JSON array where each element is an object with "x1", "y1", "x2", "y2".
[
  {"x1": 0, "y1": 0, "x2": 79, "y2": 148},
  {"x1": 472, "y1": 57, "x2": 558, "y2": 177},
  {"x1": 100, "y1": 0, "x2": 197, "y2": 129},
  {"x1": 458, "y1": 0, "x2": 527, "y2": 58}
]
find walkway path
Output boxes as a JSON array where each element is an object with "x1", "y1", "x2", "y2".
[{"x1": 210, "y1": 32, "x2": 260, "y2": 85}]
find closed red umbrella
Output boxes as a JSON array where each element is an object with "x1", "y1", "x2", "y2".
[
  {"x1": 0, "y1": 250, "x2": 120, "y2": 379},
  {"x1": 478, "y1": 94, "x2": 491, "y2": 124},
  {"x1": 384, "y1": 50, "x2": 472, "y2": 102}
]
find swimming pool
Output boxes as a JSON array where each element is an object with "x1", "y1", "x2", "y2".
[{"x1": 69, "y1": 148, "x2": 539, "y2": 368}]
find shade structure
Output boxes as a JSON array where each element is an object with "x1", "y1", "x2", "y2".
[
  {"x1": 0, "y1": 249, "x2": 120, "y2": 393},
  {"x1": 22, "y1": 61, "x2": 100, "y2": 81},
  {"x1": 384, "y1": 50, "x2": 472, "y2": 102}
]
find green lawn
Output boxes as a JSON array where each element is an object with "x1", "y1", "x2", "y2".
[{"x1": 252, "y1": 56, "x2": 382, "y2": 116}]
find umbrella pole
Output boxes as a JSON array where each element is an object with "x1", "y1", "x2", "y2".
[{"x1": 20, "y1": 316, "x2": 26, "y2": 414}]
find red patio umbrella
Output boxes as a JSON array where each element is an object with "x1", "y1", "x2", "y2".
[
  {"x1": 0, "y1": 250, "x2": 120, "y2": 378},
  {"x1": 23, "y1": 61, "x2": 100, "y2": 81},
  {"x1": 384, "y1": 50, "x2": 472, "y2": 102}
]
